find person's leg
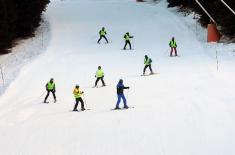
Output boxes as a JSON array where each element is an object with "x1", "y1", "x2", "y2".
[
  {"x1": 174, "y1": 48, "x2": 178, "y2": 56},
  {"x1": 95, "y1": 78, "x2": 100, "y2": 87},
  {"x1": 103, "y1": 36, "x2": 109, "y2": 43},
  {"x1": 101, "y1": 77, "x2": 105, "y2": 86},
  {"x1": 97, "y1": 36, "x2": 102, "y2": 43},
  {"x1": 79, "y1": 98, "x2": 85, "y2": 110},
  {"x1": 44, "y1": 91, "x2": 50, "y2": 103},
  {"x1": 143, "y1": 65, "x2": 148, "y2": 75},
  {"x1": 52, "y1": 91, "x2": 56, "y2": 102},
  {"x1": 116, "y1": 94, "x2": 121, "y2": 109},
  {"x1": 149, "y1": 65, "x2": 153, "y2": 74},
  {"x1": 73, "y1": 98, "x2": 79, "y2": 111},
  {"x1": 128, "y1": 41, "x2": 132, "y2": 49},
  {"x1": 124, "y1": 41, "x2": 128, "y2": 50},
  {"x1": 121, "y1": 94, "x2": 128, "y2": 108},
  {"x1": 170, "y1": 47, "x2": 173, "y2": 56}
]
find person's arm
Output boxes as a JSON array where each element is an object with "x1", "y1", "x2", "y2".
[
  {"x1": 53, "y1": 85, "x2": 56, "y2": 92},
  {"x1": 124, "y1": 86, "x2": 130, "y2": 89}
]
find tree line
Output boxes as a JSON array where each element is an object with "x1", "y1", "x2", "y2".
[
  {"x1": 167, "y1": 0, "x2": 235, "y2": 41},
  {"x1": 0, "y1": 0, "x2": 50, "y2": 54}
]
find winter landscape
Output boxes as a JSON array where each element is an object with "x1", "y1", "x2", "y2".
[{"x1": 0, "y1": 0, "x2": 235, "y2": 154}]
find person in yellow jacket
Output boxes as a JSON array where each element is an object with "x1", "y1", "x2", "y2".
[
  {"x1": 123, "y1": 32, "x2": 133, "y2": 50},
  {"x1": 94, "y1": 66, "x2": 106, "y2": 87},
  {"x1": 97, "y1": 27, "x2": 109, "y2": 44},
  {"x1": 169, "y1": 37, "x2": 178, "y2": 56},
  {"x1": 44, "y1": 78, "x2": 56, "y2": 103},
  {"x1": 73, "y1": 85, "x2": 85, "y2": 111}
]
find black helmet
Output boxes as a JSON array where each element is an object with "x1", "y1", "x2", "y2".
[
  {"x1": 145, "y1": 55, "x2": 148, "y2": 58},
  {"x1": 50, "y1": 78, "x2": 54, "y2": 82},
  {"x1": 102, "y1": 27, "x2": 105, "y2": 30},
  {"x1": 127, "y1": 32, "x2": 129, "y2": 35},
  {"x1": 98, "y1": 66, "x2": 101, "y2": 69},
  {"x1": 76, "y1": 84, "x2": 79, "y2": 88},
  {"x1": 119, "y1": 79, "x2": 123, "y2": 84}
]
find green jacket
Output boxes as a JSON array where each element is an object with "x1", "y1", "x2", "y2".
[
  {"x1": 96, "y1": 69, "x2": 104, "y2": 78},
  {"x1": 99, "y1": 30, "x2": 106, "y2": 36},
  {"x1": 144, "y1": 58, "x2": 152, "y2": 65},
  {"x1": 73, "y1": 88, "x2": 83, "y2": 99},
  {"x1": 46, "y1": 82, "x2": 55, "y2": 91},
  {"x1": 169, "y1": 40, "x2": 177, "y2": 48},
  {"x1": 124, "y1": 34, "x2": 133, "y2": 41}
]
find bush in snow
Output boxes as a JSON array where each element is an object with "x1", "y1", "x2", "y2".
[
  {"x1": 167, "y1": 0, "x2": 235, "y2": 41},
  {"x1": 0, "y1": 0, "x2": 50, "y2": 54}
]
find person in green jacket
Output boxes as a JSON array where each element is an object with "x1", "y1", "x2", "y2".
[
  {"x1": 94, "y1": 66, "x2": 106, "y2": 87},
  {"x1": 44, "y1": 78, "x2": 56, "y2": 103},
  {"x1": 123, "y1": 32, "x2": 133, "y2": 50},
  {"x1": 143, "y1": 55, "x2": 154, "y2": 75},
  {"x1": 97, "y1": 27, "x2": 109, "y2": 44},
  {"x1": 73, "y1": 85, "x2": 85, "y2": 111},
  {"x1": 169, "y1": 37, "x2": 178, "y2": 56}
]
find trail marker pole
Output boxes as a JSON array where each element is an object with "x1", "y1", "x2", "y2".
[
  {"x1": 0, "y1": 64, "x2": 5, "y2": 88},
  {"x1": 216, "y1": 50, "x2": 219, "y2": 71}
]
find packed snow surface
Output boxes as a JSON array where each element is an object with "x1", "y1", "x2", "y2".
[{"x1": 0, "y1": 0, "x2": 235, "y2": 154}]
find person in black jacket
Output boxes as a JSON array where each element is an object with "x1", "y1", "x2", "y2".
[{"x1": 115, "y1": 79, "x2": 130, "y2": 109}]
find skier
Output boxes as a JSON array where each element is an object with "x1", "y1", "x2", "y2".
[
  {"x1": 73, "y1": 85, "x2": 85, "y2": 111},
  {"x1": 44, "y1": 78, "x2": 56, "y2": 103},
  {"x1": 123, "y1": 32, "x2": 133, "y2": 50},
  {"x1": 143, "y1": 55, "x2": 153, "y2": 75},
  {"x1": 115, "y1": 79, "x2": 130, "y2": 109},
  {"x1": 97, "y1": 27, "x2": 109, "y2": 44},
  {"x1": 169, "y1": 37, "x2": 178, "y2": 56},
  {"x1": 94, "y1": 66, "x2": 106, "y2": 87}
]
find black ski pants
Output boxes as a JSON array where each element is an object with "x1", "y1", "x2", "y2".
[
  {"x1": 124, "y1": 40, "x2": 132, "y2": 49},
  {"x1": 44, "y1": 90, "x2": 56, "y2": 102},
  {"x1": 98, "y1": 35, "x2": 108, "y2": 43},
  {"x1": 95, "y1": 77, "x2": 105, "y2": 86},
  {"x1": 73, "y1": 98, "x2": 85, "y2": 110},
  {"x1": 143, "y1": 65, "x2": 153, "y2": 74}
]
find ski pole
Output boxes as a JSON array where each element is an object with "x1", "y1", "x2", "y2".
[
  {"x1": 126, "y1": 88, "x2": 129, "y2": 100},
  {"x1": 38, "y1": 91, "x2": 47, "y2": 99}
]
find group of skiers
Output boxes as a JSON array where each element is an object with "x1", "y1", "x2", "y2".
[
  {"x1": 97, "y1": 27, "x2": 178, "y2": 56},
  {"x1": 44, "y1": 77, "x2": 130, "y2": 111},
  {"x1": 43, "y1": 27, "x2": 178, "y2": 111},
  {"x1": 43, "y1": 54, "x2": 155, "y2": 111},
  {"x1": 97, "y1": 27, "x2": 134, "y2": 50}
]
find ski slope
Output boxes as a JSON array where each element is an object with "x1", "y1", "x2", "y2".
[{"x1": 1, "y1": 0, "x2": 235, "y2": 154}]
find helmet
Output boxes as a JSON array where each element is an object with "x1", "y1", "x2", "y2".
[
  {"x1": 119, "y1": 79, "x2": 123, "y2": 84},
  {"x1": 145, "y1": 55, "x2": 148, "y2": 58},
  {"x1": 98, "y1": 66, "x2": 101, "y2": 69},
  {"x1": 50, "y1": 78, "x2": 54, "y2": 82},
  {"x1": 76, "y1": 84, "x2": 79, "y2": 88},
  {"x1": 127, "y1": 32, "x2": 129, "y2": 35},
  {"x1": 102, "y1": 27, "x2": 105, "y2": 30}
]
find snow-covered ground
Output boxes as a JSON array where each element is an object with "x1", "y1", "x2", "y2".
[
  {"x1": 0, "y1": 0, "x2": 235, "y2": 154},
  {"x1": 0, "y1": 17, "x2": 50, "y2": 95}
]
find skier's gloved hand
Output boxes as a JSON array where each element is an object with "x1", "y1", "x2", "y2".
[{"x1": 127, "y1": 87, "x2": 130, "y2": 89}]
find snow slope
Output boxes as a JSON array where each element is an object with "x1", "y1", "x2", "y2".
[{"x1": 0, "y1": 0, "x2": 235, "y2": 154}]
